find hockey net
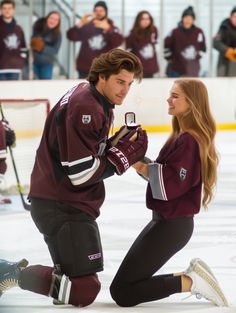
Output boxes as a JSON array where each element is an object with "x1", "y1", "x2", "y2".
[{"x1": 0, "y1": 99, "x2": 50, "y2": 194}]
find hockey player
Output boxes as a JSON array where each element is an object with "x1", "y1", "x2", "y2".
[
  {"x1": 110, "y1": 79, "x2": 228, "y2": 307},
  {"x1": 0, "y1": 48, "x2": 148, "y2": 307}
]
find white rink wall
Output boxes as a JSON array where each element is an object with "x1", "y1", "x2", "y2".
[
  {"x1": 0, "y1": 77, "x2": 236, "y2": 129},
  {"x1": 0, "y1": 78, "x2": 236, "y2": 190}
]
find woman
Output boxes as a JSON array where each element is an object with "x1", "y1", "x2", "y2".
[
  {"x1": 126, "y1": 11, "x2": 159, "y2": 78},
  {"x1": 110, "y1": 79, "x2": 228, "y2": 307},
  {"x1": 31, "y1": 11, "x2": 61, "y2": 79}
]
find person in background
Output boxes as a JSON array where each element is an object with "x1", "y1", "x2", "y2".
[
  {"x1": 126, "y1": 10, "x2": 159, "y2": 78},
  {"x1": 0, "y1": 0, "x2": 27, "y2": 80},
  {"x1": 164, "y1": 6, "x2": 206, "y2": 77},
  {"x1": 110, "y1": 78, "x2": 229, "y2": 308},
  {"x1": 67, "y1": 1, "x2": 123, "y2": 79},
  {"x1": 30, "y1": 11, "x2": 61, "y2": 80},
  {"x1": 213, "y1": 6, "x2": 236, "y2": 77},
  {"x1": 0, "y1": 118, "x2": 16, "y2": 204},
  {"x1": 0, "y1": 48, "x2": 148, "y2": 307}
]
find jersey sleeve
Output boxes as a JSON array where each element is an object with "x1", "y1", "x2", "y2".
[
  {"x1": 56, "y1": 92, "x2": 110, "y2": 187},
  {"x1": 148, "y1": 134, "x2": 201, "y2": 201}
]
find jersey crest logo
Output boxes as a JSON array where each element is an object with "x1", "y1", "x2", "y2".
[
  {"x1": 179, "y1": 167, "x2": 187, "y2": 181},
  {"x1": 82, "y1": 115, "x2": 91, "y2": 124}
]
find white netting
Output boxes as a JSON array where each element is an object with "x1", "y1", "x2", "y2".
[{"x1": 0, "y1": 99, "x2": 50, "y2": 193}]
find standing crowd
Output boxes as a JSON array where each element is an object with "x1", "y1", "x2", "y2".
[{"x1": 0, "y1": 0, "x2": 236, "y2": 79}]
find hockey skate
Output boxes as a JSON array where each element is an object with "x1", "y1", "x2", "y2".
[
  {"x1": 0, "y1": 258, "x2": 28, "y2": 297},
  {"x1": 184, "y1": 258, "x2": 228, "y2": 306}
]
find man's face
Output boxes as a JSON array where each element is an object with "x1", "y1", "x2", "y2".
[
  {"x1": 97, "y1": 69, "x2": 135, "y2": 105},
  {"x1": 94, "y1": 6, "x2": 107, "y2": 20},
  {"x1": 1, "y1": 4, "x2": 15, "y2": 20}
]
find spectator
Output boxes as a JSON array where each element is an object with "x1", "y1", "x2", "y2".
[
  {"x1": 125, "y1": 10, "x2": 159, "y2": 78},
  {"x1": 30, "y1": 11, "x2": 61, "y2": 80},
  {"x1": 164, "y1": 6, "x2": 206, "y2": 77},
  {"x1": 0, "y1": 118, "x2": 16, "y2": 204},
  {"x1": 67, "y1": 1, "x2": 124, "y2": 78},
  {"x1": 0, "y1": 0, "x2": 27, "y2": 80},
  {"x1": 213, "y1": 6, "x2": 236, "y2": 77}
]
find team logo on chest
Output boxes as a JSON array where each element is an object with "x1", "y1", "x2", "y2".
[
  {"x1": 82, "y1": 115, "x2": 91, "y2": 124},
  {"x1": 179, "y1": 167, "x2": 187, "y2": 181}
]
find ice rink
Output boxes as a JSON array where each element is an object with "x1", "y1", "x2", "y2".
[{"x1": 0, "y1": 131, "x2": 236, "y2": 313}]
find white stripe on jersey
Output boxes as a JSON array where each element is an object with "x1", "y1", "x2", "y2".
[
  {"x1": 68, "y1": 157, "x2": 100, "y2": 185},
  {"x1": 0, "y1": 149, "x2": 7, "y2": 159},
  {"x1": 158, "y1": 163, "x2": 167, "y2": 200},
  {"x1": 61, "y1": 155, "x2": 93, "y2": 167}
]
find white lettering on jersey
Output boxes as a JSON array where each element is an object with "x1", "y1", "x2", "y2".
[{"x1": 60, "y1": 85, "x2": 78, "y2": 107}]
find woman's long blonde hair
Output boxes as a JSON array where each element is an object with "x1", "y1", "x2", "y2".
[{"x1": 168, "y1": 79, "x2": 218, "y2": 208}]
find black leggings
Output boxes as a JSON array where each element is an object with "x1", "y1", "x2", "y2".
[{"x1": 110, "y1": 213, "x2": 194, "y2": 307}]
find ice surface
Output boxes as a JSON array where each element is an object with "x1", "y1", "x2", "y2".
[{"x1": 0, "y1": 131, "x2": 236, "y2": 313}]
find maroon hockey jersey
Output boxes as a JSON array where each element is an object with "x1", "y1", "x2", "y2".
[
  {"x1": 29, "y1": 83, "x2": 114, "y2": 218},
  {"x1": 164, "y1": 24, "x2": 206, "y2": 77},
  {"x1": 146, "y1": 132, "x2": 202, "y2": 219},
  {"x1": 67, "y1": 19, "x2": 124, "y2": 72},
  {"x1": 0, "y1": 16, "x2": 27, "y2": 70},
  {"x1": 125, "y1": 26, "x2": 159, "y2": 76}
]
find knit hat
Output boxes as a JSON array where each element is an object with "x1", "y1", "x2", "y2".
[
  {"x1": 231, "y1": 6, "x2": 236, "y2": 15},
  {"x1": 93, "y1": 1, "x2": 108, "y2": 14},
  {"x1": 182, "y1": 6, "x2": 195, "y2": 19}
]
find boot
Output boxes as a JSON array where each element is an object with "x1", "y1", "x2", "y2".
[{"x1": 0, "y1": 258, "x2": 28, "y2": 297}]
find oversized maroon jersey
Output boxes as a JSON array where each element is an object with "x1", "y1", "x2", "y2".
[
  {"x1": 29, "y1": 83, "x2": 114, "y2": 218},
  {"x1": 125, "y1": 26, "x2": 159, "y2": 76},
  {"x1": 146, "y1": 132, "x2": 202, "y2": 219},
  {"x1": 67, "y1": 19, "x2": 123, "y2": 72},
  {"x1": 0, "y1": 16, "x2": 27, "y2": 70},
  {"x1": 164, "y1": 24, "x2": 206, "y2": 77}
]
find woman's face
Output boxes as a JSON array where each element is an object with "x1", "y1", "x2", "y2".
[
  {"x1": 139, "y1": 13, "x2": 151, "y2": 29},
  {"x1": 47, "y1": 13, "x2": 60, "y2": 29},
  {"x1": 167, "y1": 83, "x2": 190, "y2": 116},
  {"x1": 182, "y1": 15, "x2": 194, "y2": 29}
]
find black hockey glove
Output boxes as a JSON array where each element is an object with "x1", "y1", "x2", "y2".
[
  {"x1": 107, "y1": 128, "x2": 148, "y2": 175},
  {"x1": 2, "y1": 121, "x2": 16, "y2": 147}
]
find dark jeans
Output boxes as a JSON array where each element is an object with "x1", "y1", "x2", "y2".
[{"x1": 110, "y1": 213, "x2": 194, "y2": 307}]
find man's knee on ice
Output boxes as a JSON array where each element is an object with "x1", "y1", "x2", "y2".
[{"x1": 50, "y1": 269, "x2": 101, "y2": 307}]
